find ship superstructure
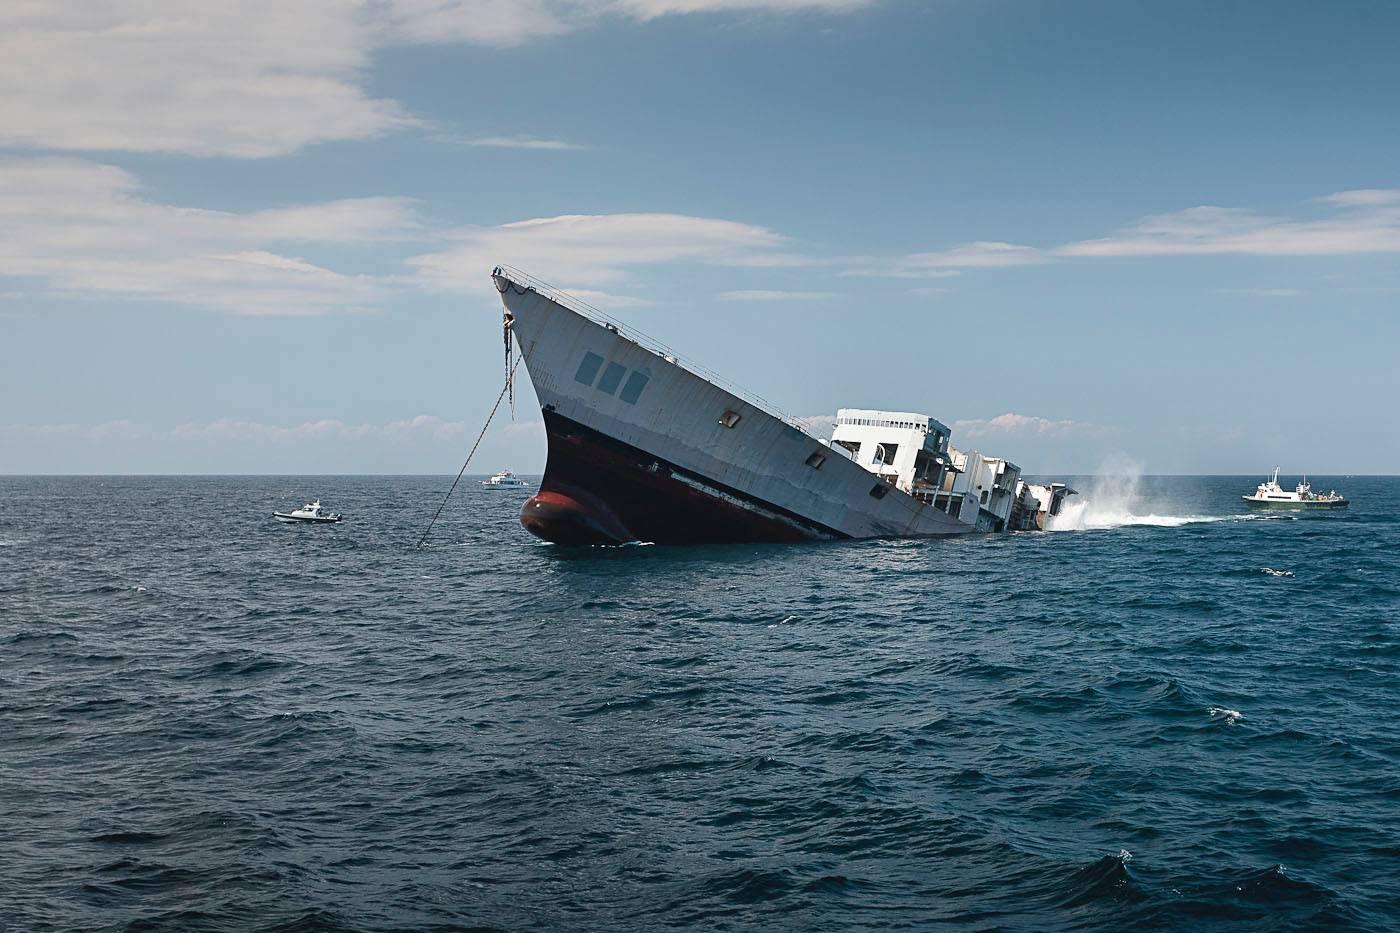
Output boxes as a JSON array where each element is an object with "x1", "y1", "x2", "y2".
[{"x1": 493, "y1": 266, "x2": 1073, "y2": 544}]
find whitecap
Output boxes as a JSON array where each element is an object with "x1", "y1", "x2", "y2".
[
  {"x1": 1208, "y1": 706, "x2": 1244, "y2": 724},
  {"x1": 1262, "y1": 568, "x2": 1294, "y2": 577}
]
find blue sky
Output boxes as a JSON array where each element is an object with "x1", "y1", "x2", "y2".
[{"x1": 2, "y1": 0, "x2": 1397, "y2": 474}]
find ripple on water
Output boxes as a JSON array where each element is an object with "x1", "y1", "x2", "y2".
[{"x1": 1, "y1": 475, "x2": 1398, "y2": 930}]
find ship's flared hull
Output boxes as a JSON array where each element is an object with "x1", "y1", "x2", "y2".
[{"x1": 523, "y1": 409, "x2": 845, "y2": 545}]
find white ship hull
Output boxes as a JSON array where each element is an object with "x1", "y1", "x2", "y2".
[{"x1": 494, "y1": 269, "x2": 973, "y2": 545}]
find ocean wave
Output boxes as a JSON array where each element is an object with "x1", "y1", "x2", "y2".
[
  {"x1": 1059, "y1": 849, "x2": 1142, "y2": 908},
  {"x1": 1207, "y1": 706, "x2": 1244, "y2": 724}
]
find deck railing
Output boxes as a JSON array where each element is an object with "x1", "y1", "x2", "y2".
[{"x1": 493, "y1": 264, "x2": 815, "y2": 436}]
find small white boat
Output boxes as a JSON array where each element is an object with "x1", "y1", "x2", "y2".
[
  {"x1": 274, "y1": 499, "x2": 344, "y2": 523},
  {"x1": 481, "y1": 470, "x2": 530, "y2": 488},
  {"x1": 1242, "y1": 467, "x2": 1347, "y2": 510}
]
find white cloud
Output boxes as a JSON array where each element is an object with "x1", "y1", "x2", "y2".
[
  {"x1": 1220, "y1": 288, "x2": 1301, "y2": 298},
  {"x1": 385, "y1": 0, "x2": 876, "y2": 46},
  {"x1": 1056, "y1": 193, "x2": 1400, "y2": 258},
  {"x1": 718, "y1": 289, "x2": 838, "y2": 301},
  {"x1": 791, "y1": 414, "x2": 836, "y2": 438},
  {"x1": 1, "y1": 0, "x2": 874, "y2": 158},
  {"x1": 409, "y1": 212, "x2": 795, "y2": 290},
  {"x1": 165, "y1": 415, "x2": 466, "y2": 442},
  {"x1": 0, "y1": 1, "x2": 410, "y2": 158},
  {"x1": 1317, "y1": 189, "x2": 1400, "y2": 208},
  {"x1": 0, "y1": 157, "x2": 422, "y2": 315},
  {"x1": 0, "y1": 413, "x2": 489, "y2": 472},
  {"x1": 953, "y1": 413, "x2": 1095, "y2": 439},
  {"x1": 844, "y1": 241, "x2": 1042, "y2": 278},
  {"x1": 463, "y1": 136, "x2": 590, "y2": 151},
  {"x1": 551, "y1": 288, "x2": 654, "y2": 308}
]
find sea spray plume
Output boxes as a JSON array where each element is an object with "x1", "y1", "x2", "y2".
[
  {"x1": 1047, "y1": 456, "x2": 1144, "y2": 530},
  {"x1": 1048, "y1": 457, "x2": 1220, "y2": 529}
]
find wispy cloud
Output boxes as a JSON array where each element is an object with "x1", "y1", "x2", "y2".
[
  {"x1": 844, "y1": 241, "x2": 1043, "y2": 278},
  {"x1": 25, "y1": 415, "x2": 467, "y2": 444},
  {"x1": 1219, "y1": 288, "x2": 1301, "y2": 298},
  {"x1": 953, "y1": 413, "x2": 1098, "y2": 439},
  {"x1": 0, "y1": 0, "x2": 874, "y2": 159},
  {"x1": 387, "y1": 0, "x2": 876, "y2": 47},
  {"x1": 791, "y1": 414, "x2": 837, "y2": 438},
  {"x1": 718, "y1": 289, "x2": 838, "y2": 302},
  {"x1": 463, "y1": 135, "x2": 590, "y2": 151},
  {"x1": 1055, "y1": 191, "x2": 1400, "y2": 258},
  {"x1": 0, "y1": 2, "x2": 412, "y2": 159},
  {"x1": 0, "y1": 413, "x2": 491, "y2": 472},
  {"x1": 409, "y1": 212, "x2": 797, "y2": 291},
  {"x1": 0, "y1": 157, "x2": 423, "y2": 315},
  {"x1": 1317, "y1": 189, "x2": 1400, "y2": 208}
]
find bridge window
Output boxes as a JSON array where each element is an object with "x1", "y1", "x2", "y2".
[
  {"x1": 574, "y1": 352, "x2": 604, "y2": 386},
  {"x1": 619, "y1": 370, "x2": 649, "y2": 404},
  {"x1": 597, "y1": 361, "x2": 626, "y2": 395}
]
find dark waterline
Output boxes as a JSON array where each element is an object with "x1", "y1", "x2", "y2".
[{"x1": 2, "y1": 475, "x2": 1398, "y2": 930}]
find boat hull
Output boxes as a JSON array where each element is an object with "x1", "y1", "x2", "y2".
[
  {"x1": 273, "y1": 513, "x2": 343, "y2": 523},
  {"x1": 522, "y1": 409, "x2": 846, "y2": 545},
  {"x1": 1242, "y1": 497, "x2": 1348, "y2": 510}
]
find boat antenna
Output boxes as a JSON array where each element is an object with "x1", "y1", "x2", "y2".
[{"x1": 417, "y1": 353, "x2": 523, "y2": 549}]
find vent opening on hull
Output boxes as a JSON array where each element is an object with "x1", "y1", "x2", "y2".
[
  {"x1": 805, "y1": 452, "x2": 826, "y2": 470},
  {"x1": 719, "y1": 410, "x2": 742, "y2": 429},
  {"x1": 869, "y1": 483, "x2": 888, "y2": 499}
]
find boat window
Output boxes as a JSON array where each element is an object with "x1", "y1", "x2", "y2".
[
  {"x1": 869, "y1": 483, "x2": 888, "y2": 499},
  {"x1": 805, "y1": 452, "x2": 826, "y2": 470},
  {"x1": 597, "y1": 361, "x2": 626, "y2": 395},
  {"x1": 720, "y1": 410, "x2": 742, "y2": 429},
  {"x1": 574, "y1": 352, "x2": 604, "y2": 386},
  {"x1": 980, "y1": 489, "x2": 989, "y2": 505},
  {"x1": 619, "y1": 370, "x2": 650, "y2": 404}
]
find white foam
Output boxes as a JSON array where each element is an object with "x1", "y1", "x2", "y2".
[
  {"x1": 1207, "y1": 706, "x2": 1244, "y2": 724},
  {"x1": 1261, "y1": 567, "x2": 1294, "y2": 577},
  {"x1": 1045, "y1": 460, "x2": 1222, "y2": 531},
  {"x1": 1048, "y1": 501, "x2": 1221, "y2": 530}
]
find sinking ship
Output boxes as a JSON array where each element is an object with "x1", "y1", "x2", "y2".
[{"x1": 493, "y1": 266, "x2": 1075, "y2": 545}]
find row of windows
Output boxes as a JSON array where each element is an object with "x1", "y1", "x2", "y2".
[
  {"x1": 574, "y1": 351, "x2": 650, "y2": 404},
  {"x1": 839, "y1": 417, "x2": 927, "y2": 430}
]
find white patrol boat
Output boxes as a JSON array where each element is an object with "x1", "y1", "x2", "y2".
[
  {"x1": 273, "y1": 499, "x2": 344, "y2": 523},
  {"x1": 482, "y1": 471, "x2": 530, "y2": 488},
  {"x1": 1243, "y1": 468, "x2": 1348, "y2": 510}
]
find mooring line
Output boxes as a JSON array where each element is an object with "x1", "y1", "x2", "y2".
[{"x1": 417, "y1": 355, "x2": 523, "y2": 549}]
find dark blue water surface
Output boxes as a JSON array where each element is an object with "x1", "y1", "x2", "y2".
[{"x1": 3, "y1": 474, "x2": 1399, "y2": 931}]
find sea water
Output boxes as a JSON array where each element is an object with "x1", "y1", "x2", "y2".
[{"x1": 2, "y1": 475, "x2": 1397, "y2": 930}]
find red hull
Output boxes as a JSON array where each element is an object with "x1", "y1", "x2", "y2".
[{"x1": 521, "y1": 410, "x2": 846, "y2": 545}]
